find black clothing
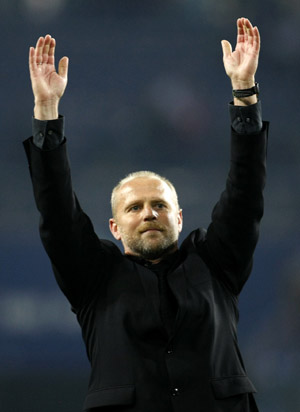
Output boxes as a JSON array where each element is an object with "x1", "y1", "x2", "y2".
[
  {"x1": 24, "y1": 103, "x2": 268, "y2": 411},
  {"x1": 31, "y1": 102, "x2": 263, "y2": 150}
]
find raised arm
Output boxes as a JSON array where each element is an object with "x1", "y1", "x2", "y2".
[
  {"x1": 26, "y1": 36, "x2": 114, "y2": 309},
  {"x1": 221, "y1": 17, "x2": 260, "y2": 106},
  {"x1": 29, "y1": 35, "x2": 69, "y2": 120},
  {"x1": 199, "y1": 18, "x2": 268, "y2": 295}
]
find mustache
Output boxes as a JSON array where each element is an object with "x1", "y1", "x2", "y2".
[{"x1": 138, "y1": 223, "x2": 165, "y2": 233}]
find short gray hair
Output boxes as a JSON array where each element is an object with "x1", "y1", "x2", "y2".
[{"x1": 111, "y1": 170, "x2": 179, "y2": 217}]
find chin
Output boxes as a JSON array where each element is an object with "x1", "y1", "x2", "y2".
[{"x1": 138, "y1": 241, "x2": 177, "y2": 261}]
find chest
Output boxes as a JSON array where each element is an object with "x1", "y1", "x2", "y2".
[{"x1": 79, "y1": 252, "x2": 238, "y2": 346}]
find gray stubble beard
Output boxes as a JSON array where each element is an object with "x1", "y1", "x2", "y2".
[{"x1": 122, "y1": 231, "x2": 178, "y2": 261}]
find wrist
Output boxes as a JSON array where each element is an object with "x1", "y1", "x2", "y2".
[
  {"x1": 232, "y1": 81, "x2": 259, "y2": 106},
  {"x1": 231, "y1": 77, "x2": 255, "y2": 90},
  {"x1": 233, "y1": 95, "x2": 258, "y2": 106},
  {"x1": 34, "y1": 99, "x2": 59, "y2": 120}
]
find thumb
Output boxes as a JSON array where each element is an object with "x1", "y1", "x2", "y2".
[
  {"x1": 221, "y1": 40, "x2": 232, "y2": 58},
  {"x1": 58, "y1": 56, "x2": 69, "y2": 79}
]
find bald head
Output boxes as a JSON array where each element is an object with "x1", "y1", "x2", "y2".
[{"x1": 111, "y1": 171, "x2": 180, "y2": 219}]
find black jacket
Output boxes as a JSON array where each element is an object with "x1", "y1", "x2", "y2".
[{"x1": 23, "y1": 122, "x2": 268, "y2": 412}]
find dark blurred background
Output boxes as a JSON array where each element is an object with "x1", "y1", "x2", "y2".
[{"x1": 1, "y1": 1, "x2": 300, "y2": 411}]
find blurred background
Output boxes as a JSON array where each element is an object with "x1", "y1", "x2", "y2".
[{"x1": 0, "y1": 0, "x2": 300, "y2": 411}]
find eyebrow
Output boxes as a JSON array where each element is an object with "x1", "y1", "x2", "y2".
[{"x1": 125, "y1": 198, "x2": 169, "y2": 209}]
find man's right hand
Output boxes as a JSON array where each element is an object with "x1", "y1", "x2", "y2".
[{"x1": 29, "y1": 35, "x2": 69, "y2": 120}]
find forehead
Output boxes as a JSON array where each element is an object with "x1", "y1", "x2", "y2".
[{"x1": 117, "y1": 177, "x2": 175, "y2": 205}]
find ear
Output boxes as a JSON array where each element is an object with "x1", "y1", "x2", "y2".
[
  {"x1": 178, "y1": 209, "x2": 183, "y2": 233},
  {"x1": 109, "y1": 218, "x2": 122, "y2": 241}
]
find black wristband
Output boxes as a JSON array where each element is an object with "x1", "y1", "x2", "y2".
[{"x1": 232, "y1": 82, "x2": 259, "y2": 98}]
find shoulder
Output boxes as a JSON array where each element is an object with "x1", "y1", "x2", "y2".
[{"x1": 179, "y1": 229, "x2": 207, "y2": 254}]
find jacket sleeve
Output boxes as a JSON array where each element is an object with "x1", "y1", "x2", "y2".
[
  {"x1": 201, "y1": 121, "x2": 269, "y2": 295},
  {"x1": 23, "y1": 137, "x2": 118, "y2": 310}
]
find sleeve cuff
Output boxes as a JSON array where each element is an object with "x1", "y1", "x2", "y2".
[
  {"x1": 229, "y1": 101, "x2": 263, "y2": 135},
  {"x1": 32, "y1": 115, "x2": 65, "y2": 150}
]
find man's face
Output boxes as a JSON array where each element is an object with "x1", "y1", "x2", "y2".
[{"x1": 109, "y1": 177, "x2": 183, "y2": 262}]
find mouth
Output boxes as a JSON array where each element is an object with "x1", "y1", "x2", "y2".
[{"x1": 139, "y1": 226, "x2": 164, "y2": 234}]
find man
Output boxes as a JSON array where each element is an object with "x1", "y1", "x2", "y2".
[{"x1": 24, "y1": 17, "x2": 268, "y2": 412}]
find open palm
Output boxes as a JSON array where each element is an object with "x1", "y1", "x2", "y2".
[
  {"x1": 29, "y1": 35, "x2": 68, "y2": 103},
  {"x1": 222, "y1": 18, "x2": 260, "y2": 87}
]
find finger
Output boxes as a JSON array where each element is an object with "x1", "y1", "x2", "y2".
[
  {"x1": 243, "y1": 24, "x2": 249, "y2": 43},
  {"x1": 36, "y1": 36, "x2": 45, "y2": 65},
  {"x1": 245, "y1": 26, "x2": 252, "y2": 46},
  {"x1": 48, "y1": 38, "x2": 56, "y2": 65},
  {"x1": 221, "y1": 40, "x2": 232, "y2": 58},
  {"x1": 244, "y1": 18, "x2": 254, "y2": 30},
  {"x1": 253, "y1": 26, "x2": 261, "y2": 53},
  {"x1": 29, "y1": 46, "x2": 37, "y2": 74},
  {"x1": 236, "y1": 18, "x2": 245, "y2": 45},
  {"x1": 244, "y1": 19, "x2": 260, "y2": 51},
  {"x1": 58, "y1": 56, "x2": 69, "y2": 80},
  {"x1": 42, "y1": 34, "x2": 52, "y2": 64},
  {"x1": 244, "y1": 18, "x2": 254, "y2": 46}
]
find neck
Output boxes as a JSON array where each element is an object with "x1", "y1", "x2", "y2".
[{"x1": 125, "y1": 245, "x2": 179, "y2": 265}]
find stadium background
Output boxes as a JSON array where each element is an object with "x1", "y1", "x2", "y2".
[{"x1": 1, "y1": 1, "x2": 300, "y2": 411}]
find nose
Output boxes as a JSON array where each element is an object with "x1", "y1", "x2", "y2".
[{"x1": 143, "y1": 205, "x2": 158, "y2": 220}]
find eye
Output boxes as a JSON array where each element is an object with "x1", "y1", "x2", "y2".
[
  {"x1": 156, "y1": 203, "x2": 166, "y2": 209},
  {"x1": 128, "y1": 205, "x2": 140, "y2": 212}
]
